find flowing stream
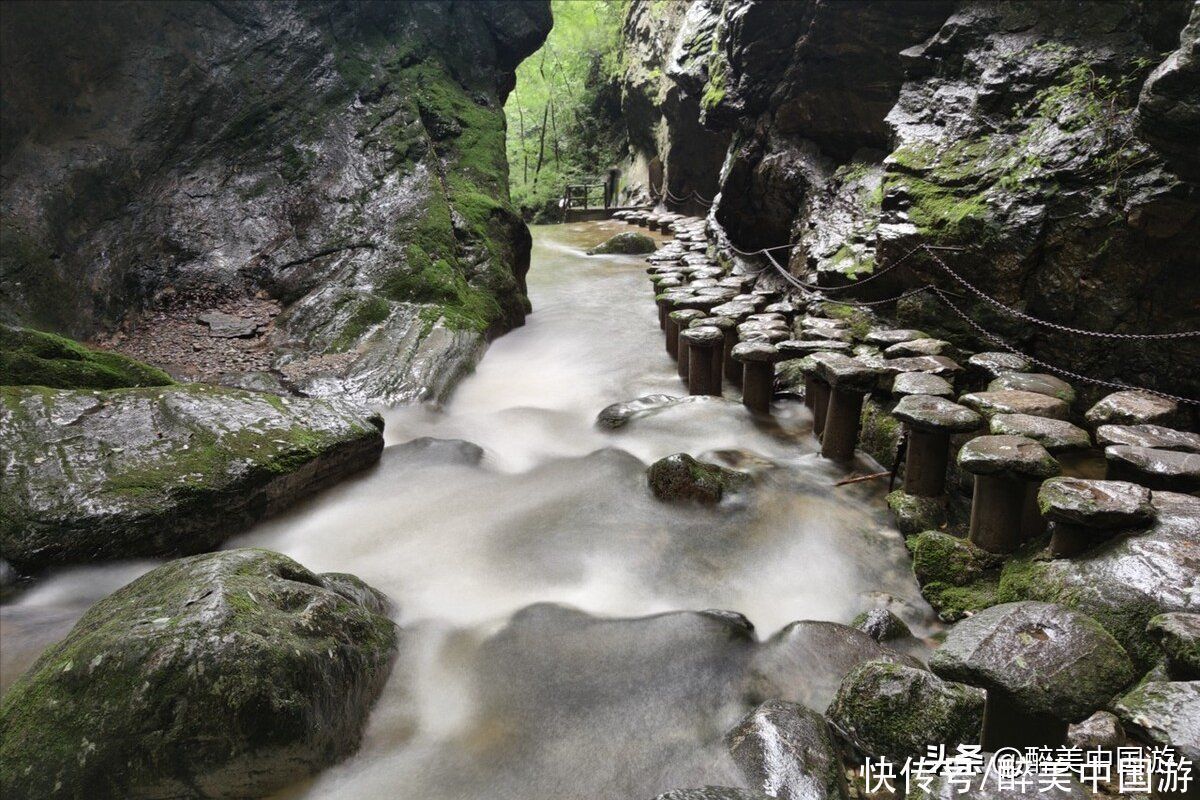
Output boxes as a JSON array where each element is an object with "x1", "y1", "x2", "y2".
[{"x1": 1, "y1": 220, "x2": 938, "y2": 799}]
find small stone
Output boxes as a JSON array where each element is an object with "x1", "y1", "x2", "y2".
[
  {"x1": 957, "y1": 435, "x2": 1061, "y2": 480},
  {"x1": 646, "y1": 453, "x2": 751, "y2": 505},
  {"x1": 826, "y1": 660, "x2": 985, "y2": 763},
  {"x1": 1147, "y1": 612, "x2": 1200, "y2": 679},
  {"x1": 892, "y1": 372, "x2": 953, "y2": 397},
  {"x1": 1096, "y1": 424, "x2": 1200, "y2": 453},
  {"x1": 930, "y1": 601, "x2": 1136, "y2": 723},
  {"x1": 1085, "y1": 390, "x2": 1181, "y2": 427},
  {"x1": 885, "y1": 338, "x2": 954, "y2": 358},
  {"x1": 595, "y1": 395, "x2": 706, "y2": 429},
  {"x1": 989, "y1": 414, "x2": 1091, "y2": 453},
  {"x1": 725, "y1": 701, "x2": 848, "y2": 800},
  {"x1": 851, "y1": 609, "x2": 911, "y2": 642},
  {"x1": 1067, "y1": 711, "x2": 1125, "y2": 749},
  {"x1": 959, "y1": 390, "x2": 1069, "y2": 420},
  {"x1": 1105, "y1": 446, "x2": 1200, "y2": 492},
  {"x1": 1038, "y1": 477, "x2": 1155, "y2": 529},
  {"x1": 892, "y1": 395, "x2": 982, "y2": 433},
  {"x1": 988, "y1": 372, "x2": 1077, "y2": 405}
]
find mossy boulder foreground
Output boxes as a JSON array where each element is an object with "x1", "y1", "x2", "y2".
[
  {"x1": 646, "y1": 453, "x2": 752, "y2": 505},
  {"x1": 587, "y1": 232, "x2": 658, "y2": 255},
  {"x1": 1, "y1": 325, "x2": 174, "y2": 389},
  {"x1": 0, "y1": 548, "x2": 398, "y2": 799},
  {"x1": 0, "y1": 384, "x2": 383, "y2": 570}
]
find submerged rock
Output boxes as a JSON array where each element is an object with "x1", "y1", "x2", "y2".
[
  {"x1": 826, "y1": 660, "x2": 985, "y2": 762},
  {"x1": 0, "y1": 384, "x2": 383, "y2": 569},
  {"x1": 0, "y1": 549, "x2": 398, "y2": 799},
  {"x1": 596, "y1": 394, "x2": 711, "y2": 429},
  {"x1": 725, "y1": 700, "x2": 847, "y2": 800},
  {"x1": 747, "y1": 620, "x2": 922, "y2": 712},
  {"x1": 646, "y1": 453, "x2": 752, "y2": 505},
  {"x1": 588, "y1": 232, "x2": 658, "y2": 255}
]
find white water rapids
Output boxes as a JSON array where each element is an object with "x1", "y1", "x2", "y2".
[{"x1": 1, "y1": 220, "x2": 937, "y2": 799}]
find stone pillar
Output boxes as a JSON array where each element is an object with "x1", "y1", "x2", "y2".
[
  {"x1": 891, "y1": 395, "x2": 983, "y2": 497},
  {"x1": 732, "y1": 342, "x2": 781, "y2": 414},
  {"x1": 958, "y1": 435, "x2": 1060, "y2": 554},
  {"x1": 681, "y1": 326, "x2": 723, "y2": 397}
]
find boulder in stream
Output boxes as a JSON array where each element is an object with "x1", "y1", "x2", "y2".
[
  {"x1": 647, "y1": 453, "x2": 752, "y2": 505},
  {"x1": 0, "y1": 548, "x2": 398, "y2": 799},
  {"x1": 725, "y1": 700, "x2": 848, "y2": 800},
  {"x1": 0, "y1": 384, "x2": 384, "y2": 570},
  {"x1": 588, "y1": 231, "x2": 658, "y2": 255}
]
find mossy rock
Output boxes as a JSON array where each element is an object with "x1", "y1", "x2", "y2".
[
  {"x1": 587, "y1": 232, "x2": 657, "y2": 255},
  {"x1": 0, "y1": 325, "x2": 174, "y2": 389},
  {"x1": 826, "y1": 659, "x2": 985, "y2": 762},
  {"x1": 858, "y1": 396, "x2": 902, "y2": 468},
  {"x1": 647, "y1": 452, "x2": 752, "y2": 505},
  {"x1": 886, "y1": 490, "x2": 946, "y2": 536},
  {"x1": 0, "y1": 549, "x2": 397, "y2": 799},
  {"x1": 908, "y1": 531, "x2": 1002, "y2": 587},
  {"x1": 0, "y1": 384, "x2": 383, "y2": 569}
]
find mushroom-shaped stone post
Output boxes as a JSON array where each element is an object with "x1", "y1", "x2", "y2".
[
  {"x1": 958, "y1": 435, "x2": 1061, "y2": 553},
  {"x1": 700, "y1": 315, "x2": 739, "y2": 389},
  {"x1": 681, "y1": 326, "x2": 724, "y2": 397},
  {"x1": 930, "y1": 601, "x2": 1135, "y2": 750},
  {"x1": 797, "y1": 356, "x2": 830, "y2": 436},
  {"x1": 732, "y1": 341, "x2": 782, "y2": 414},
  {"x1": 668, "y1": 309, "x2": 706, "y2": 378},
  {"x1": 816, "y1": 357, "x2": 882, "y2": 463},
  {"x1": 1038, "y1": 477, "x2": 1156, "y2": 558},
  {"x1": 892, "y1": 395, "x2": 983, "y2": 497}
]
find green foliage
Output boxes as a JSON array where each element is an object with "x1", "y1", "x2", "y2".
[
  {"x1": 0, "y1": 327, "x2": 174, "y2": 389},
  {"x1": 505, "y1": 0, "x2": 629, "y2": 218}
]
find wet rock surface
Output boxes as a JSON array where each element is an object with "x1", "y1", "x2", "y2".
[
  {"x1": 851, "y1": 609, "x2": 911, "y2": 643},
  {"x1": 1148, "y1": 612, "x2": 1200, "y2": 680},
  {"x1": 0, "y1": 549, "x2": 398, "y2": 799},
  {"x1": 1096, "y1": 423, "x2": 1200, "y2": 453},
  {"x1": 987, "y1": 373, "x2": 1077, "y2": 405},
  {"x1": 647, "y1": 453, "x2": 752, "y2": 505},
  {"x1": 1112, "y1": 680, "x2": 1200, "y2": 761},
  {"x1": 725, "y1": 701, "x2": 847, "y2": 800},
  {"x1": 589, "y1": 232, "x2": 659, "y2": 255},
  {"x1": 1037, "y1": 478, "x2": 1155, "y2": 529},
  {"x1": 893, "y1": 395, "x2": 981, "y2": 433},
  {"x1": 1086, "y1": 391, "x2": 1183, "y2": 428},
  {"x1": 1104, "y1": 445, "x2": 1200, "y2": 493},
  {"x1": 930, "y1": 601, "x2": 1135, "y2": 723},
  {"x1": 958, "y1": 435, "x2": 1060, "y2": 480},
  {"x1": 0, "y1": 1, "x2": 552, "y2": 404},
  {"x1": 959, "y1": 391, "x2": 1070, "y2": 421},
  {"x1": 0, "y1": 384, "x2": 383, "y2": 570},
  {"x1": 989, "y1": 414, "x2": 1091, "y2": 453},
  {"x1": 826, "y1": 659, "x2": 984, "y2": 762}
]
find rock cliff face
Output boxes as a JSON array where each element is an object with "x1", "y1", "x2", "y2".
[
  {"x1": 623, "y1": 0, "x2": 1199, "y2": 402},
  {"x1": 0, "y1": 0, "x2": 550, "y2": 404}
]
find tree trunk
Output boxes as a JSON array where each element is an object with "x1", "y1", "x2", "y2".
[{"x1": 532, "y1": 103, "x2": 549, "y2": 187}]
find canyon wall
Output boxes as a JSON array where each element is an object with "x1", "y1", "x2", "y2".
[
  {"x1": 625, "y1": 0, "x2": 1200, "y2": 402},
  {"x1": 0, "y1": 0, "x2": 550, "y2": 403}
]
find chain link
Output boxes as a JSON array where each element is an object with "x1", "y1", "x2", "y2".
[{"x1": 919, "y1": 246, "x2": 1200, "y2": 341}]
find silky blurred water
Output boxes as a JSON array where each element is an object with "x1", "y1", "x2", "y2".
[{"x1": 0, "y1": 220, "x2": 936, "y2": 800}]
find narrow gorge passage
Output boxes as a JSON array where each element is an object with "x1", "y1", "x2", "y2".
[{"x1": 4, "y1": 221, "x2": 936, "y2": 799}]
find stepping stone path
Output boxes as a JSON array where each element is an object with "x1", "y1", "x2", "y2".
[
  {"x1": 987, "y1": 372, "x2": 1077, "y2": 404},
  {"x1": 1085, "y1": 389, "x2": 1181, "y2": 427},
  {"x1": 959, "y1": 389, "x2": 1069, "y2": 420},
  {"x1": 988, "y1": 413, "x2": 1091, "y2": 453}
]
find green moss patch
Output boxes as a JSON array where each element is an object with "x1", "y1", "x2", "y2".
[{"x1": 0, "y1": 326, "x2": 174, "y2": 389}]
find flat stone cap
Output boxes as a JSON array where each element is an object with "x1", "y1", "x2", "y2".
[
  {"x1": 892, "y1": 372, "x2": 954, "y2": 398},
  {"x1": 732, "y1": 341, "x2": 781, "y2": 363},
  {"x1": 959, "y1": 390, "x2": 1069, "y2": 420},
  {"x1": 957, "y1": 434, "x2": 1061, "y2": 479},
  {"x1": 1105, "y1": 445, "x2": 1200, "y2": 489},
  {"x1": 988, "y1": 372, "x2": 1076, "y2": 404},
  {"x1": 777, "y1": 339, "x2": 851, "y2": 358},
  {"x1": 989, "y1": 414, "x2": 1091, "y2": 453},
  {"x1": 885, "y1": 338, "x2": 953, "y2": 358},
  {"x1": 675, "y1": 295, "x2": 723, "y2": 312},
  {"x1": 738, "y1": 327, "x2": 789, "y2": 344},
  {"x1": 680, "y1": 326, "x2": 724, "y2": 346},
  {"x1": 893, "y1": 395, "x2": 982, "y2": 433},
  {"x1": 1085, "y1": 390, "x2": 1180, "y2": 427},
  {"x1": 967, "y1": 352, "x2": 1032, "y2": 378},
  {"x1": 710, "y1": 301, "x2": 757, "y2": 318},
  {"x1": 799, "y1": 315, "x2": 847, "y2": 331},
  {"x1": 877, "y1": 355, "x2": 962, "y2": 377},
  {"x1": 1038, "y1": 477, "x2": 1155, "y2": 529},
  {"x1": 1096, "y1": 424, "x2": 1200, "y2": 454},
  {"x1": 930, "y1": 601, "x2": 1135, "y2": 722},
  {"x1": 864, "y1": 328, "x2": 928, "y2": 345},
  {"x1": 669, "y1": 309, "x2": 707, "y2": 324},
  {"x1": 814, "y1": 357, "x2": 882, "y2": 392},
  {"x1": 696, "y1": 315, "x2": 737, "y2": 331}
]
